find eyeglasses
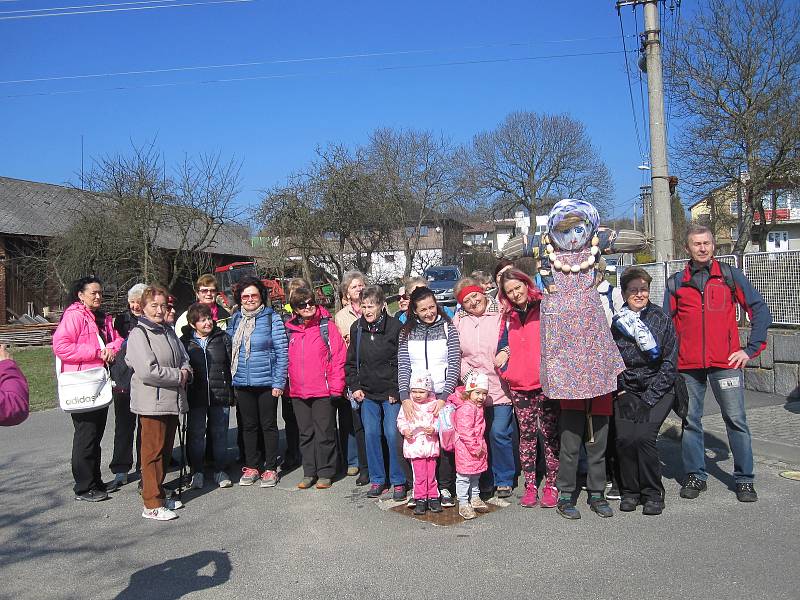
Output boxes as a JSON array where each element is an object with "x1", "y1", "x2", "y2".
[
  {"x1": 400, "y1": 294, "x2": 410, "y2": 301},
  {"x1": 292, "y1": 300, "x2": 316, "y2": 310},
  {"x1": 198, "y1": 288, "x2": 217, "y2": 295},
  {"x1": 240, "y1": 293, "x2": 260, "y2": 301}
]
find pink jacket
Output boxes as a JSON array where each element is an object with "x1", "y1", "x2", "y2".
[
  {"x1": 53, "y1": 302, "x2": 123, "y2": 372},
  {"x1": 396, "y1": 392, "x2": 440, "y2": 459},
  {"x1": 286, "y1": 307, "x2": 347, "y2": 399},
  {"x1": 453, "y1": 300, "x2": 511, "y2": 406},
  {"x1": 448, "y1": 387, "x2": 488, "y2": 475},
  {"x1": 0, "y1": 360, "x2": 29, "y2": 426},
  {"x1": 497, "y1": 303, "x2": 542, "y2": 392}
]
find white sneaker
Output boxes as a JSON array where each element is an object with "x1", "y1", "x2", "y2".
[
  {"x1": 190, "y1": 472, "x2": 204, "y2": 489},
  {"x1": 214, "y1": 471, "x2": 232, "y2": 488},
  {"x1": 164, "y1": 498, "x2": 184, "y2": 510},
  {"x1": 142, "y1": 507, "x2": 178, "y2": 521}
]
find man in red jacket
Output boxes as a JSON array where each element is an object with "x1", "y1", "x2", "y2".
[{"x1": 664, "y1": 225, "x2": 771, "y2": 503}]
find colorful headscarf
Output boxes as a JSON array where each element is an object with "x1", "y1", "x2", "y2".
[{"x1": 547, "y1": 199, "x2": 600, "y2": 236}]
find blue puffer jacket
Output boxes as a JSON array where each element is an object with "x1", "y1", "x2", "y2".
[{"x1": 227, "y1": 308, "x2": 289, "y2": 390}]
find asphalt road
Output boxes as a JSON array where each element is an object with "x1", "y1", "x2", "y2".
[{"x1": 1, "y1": 407, "x2": 798, "y2": 600}]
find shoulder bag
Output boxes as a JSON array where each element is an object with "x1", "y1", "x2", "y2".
[{"x1": 56, "y1": 333, "x2": 114, "y2": 413}]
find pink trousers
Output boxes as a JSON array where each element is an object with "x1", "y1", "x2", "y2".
[{"x1": 411, "y1": 457, "x2": 438, "y2": 500}]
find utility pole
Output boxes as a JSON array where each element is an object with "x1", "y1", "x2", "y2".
[{"x1": 617, "y1": 0, "x2": 674, "y2": 260}]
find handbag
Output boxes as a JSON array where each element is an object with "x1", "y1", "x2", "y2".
[
  {"x1": 672, "y1": 374, "x2": 689, "y2": 421},
  {"x1": 56, "y1": 333, "x2": 114, "y2": 413}
]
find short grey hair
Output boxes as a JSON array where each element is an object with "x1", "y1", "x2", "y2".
[
  {"x1": 686, "y1": 224, "x2": 716, "y2": 244},
  {"x1": 127, "y1": 283, "x2": 147, "y2": 302},
  {"x1": 360, "y1": 285, "x2": 385, "y2": 306}
]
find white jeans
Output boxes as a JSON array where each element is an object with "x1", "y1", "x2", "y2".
[{"x1": 456, "y1": 473, "x2": 480, "y2": 503}]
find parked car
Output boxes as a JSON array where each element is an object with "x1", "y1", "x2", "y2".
[{"x1": 423, "y1": 265, "x2": 462, "y2": 305}]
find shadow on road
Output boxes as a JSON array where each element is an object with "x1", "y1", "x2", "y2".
[
  {"x1": 115, "y1": 550, "x2": 232, "y2": 600},
  {"x1": 658, "y1": 430, "x2": 736, "y2": 490}
]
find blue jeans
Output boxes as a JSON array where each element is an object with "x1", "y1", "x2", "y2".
[
  {"x1": 681, "y1": 368, "x2": 754, "y2": 483},
  {"x1": 187, "y1": 405, "x2": 230, "y2": 473},
  {"x1": 361, "y1": 398, "x2": 406, "y2": 486},
  {"x1": 484, "y1": 404, "x2": 516, "y2": 488}
]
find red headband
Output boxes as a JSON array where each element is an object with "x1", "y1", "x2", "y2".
[{"x1": 456, "y1": 285, "x2": 485, "y2": 305}]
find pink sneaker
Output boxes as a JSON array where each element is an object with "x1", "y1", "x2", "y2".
[
  {"x1": 519, "y1": 483, "x2": 538, "y2": 508},
  {"x1": 540, "y1": 485, "x2": 558, "y2": 508}
]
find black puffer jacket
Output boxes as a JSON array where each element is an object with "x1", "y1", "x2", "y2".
[
  {"x1": 180, "y1": 326, "x2": 234, "y2": 407},
  {"x1": 114, "y1": 310, "x2": 140, "y2": 339},
  {"x1": 345, "y1": 311, "x2": 401, "y2": 402}
]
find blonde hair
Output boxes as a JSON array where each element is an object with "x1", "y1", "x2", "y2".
[{"x1": 340, "y1": 271, "x2": 366, "y2": 301}]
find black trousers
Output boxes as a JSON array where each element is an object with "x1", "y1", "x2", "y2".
[
  {"x1": 281, "y1": 394, "x2": 301, "y2": 463},
  {"x1": 109, "y1": 391, "x2": 141, "y2": 474},
  {"x1": 332, "y1": 396, "x2": 367, "y2": 472},
  {"x1": 71, "y1": 407, "x2": 109, "y2": 495},
  {"x1": 236, "y1": 386, "x2": 279, "y2": 471},
  {"x1": 556, "y1": 410, "x2": 609, "y2": 495},
  {"x1": 615, "y1": 393, "x2": 673, "y2": 503},
  {"x1": 292, "y1": 397, "x2": 337, "y2": 479},
  {"x1": 437, "y1": 449, "x2": 456, "y2": 493}
]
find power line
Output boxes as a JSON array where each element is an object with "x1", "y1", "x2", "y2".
[
  {"x1": 0, "y1": 0, "x2": 254, "y2": 20},
  {"x1": 617, "y1": 9, "x2": 645, "y2": 160},
  {"x1": 0, "y1": 0, "x2": 198, "y2": 15},
  {"x1": 0, "y1": 35, "x2": 634, "y2": 85},
  {"x1": 0, "y1": 49, "x2": 633, "y2": 99}
]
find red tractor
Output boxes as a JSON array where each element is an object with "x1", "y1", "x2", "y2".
[{"x1": 214, "y1": 262, "x2": 286, "y2": 309}]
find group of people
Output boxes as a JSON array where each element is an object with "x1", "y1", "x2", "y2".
[{"x1": 53, "y1": 211, "x2": 771, "y2": 523}]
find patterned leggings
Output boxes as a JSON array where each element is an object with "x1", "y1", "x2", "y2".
[{"x1": 510, "y1": 389, "x2": 560, "y2": 488}]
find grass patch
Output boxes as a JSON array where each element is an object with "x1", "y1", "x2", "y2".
[{"x1": 11, "y1": 346, "x2": 56, "y2": 412}]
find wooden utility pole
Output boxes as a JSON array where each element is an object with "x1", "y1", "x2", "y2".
[{"x1": 617, "y1": 0, "x2": 674, "y2": 260}]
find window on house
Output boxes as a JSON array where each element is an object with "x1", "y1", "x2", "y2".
[
  {"x1": 405, "y1": 226, "x2": 429, "y2": 238},
  {"x1": 384, "y1": 253, "x2": 395, "y2": 263},
  {"x1": 323, "y1": 231, "x2": 339, "y2": 241},
  {"x1": 729, "y1": 200, "x2": 738, "y2": 215}
]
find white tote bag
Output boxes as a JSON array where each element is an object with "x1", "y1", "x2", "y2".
[{"x1": 56, "y1": 333, "x2": 114, "y2": 413}]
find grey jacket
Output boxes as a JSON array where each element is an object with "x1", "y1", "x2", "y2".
[{"x1": 126, "y1": 319, "x2": 191, "y2": 415}]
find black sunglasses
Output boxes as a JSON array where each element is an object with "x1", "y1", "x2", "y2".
[{"x1": 293, "y1": 300, "x2": 316, "y2": 310}]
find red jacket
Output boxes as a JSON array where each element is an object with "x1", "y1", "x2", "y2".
[
  {"x1": 496, "y1": 303, "x2": 542, "y2": 392},
  {"x1": 664, "y1": 259, "x2": 771, "y2": 370},
  {"x1": 285, "y1": 307, "x2": 347, "y2": 399}
]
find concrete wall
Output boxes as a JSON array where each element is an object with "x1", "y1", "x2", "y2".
[{"x1": 742, "y1": 327, "x2": 800, "y2": 398}]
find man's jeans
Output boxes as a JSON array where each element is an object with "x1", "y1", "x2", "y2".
[
  {"x1": 360, "y1": 398, "x2": 406, "y2": 486},
  {"x1": 187, "y1": 405, "x2": 230, "y2": 473},
  {"x1": 484, "y1": 404, "x2": 516, "y2": 488},
  {"x1": 681, "y1": 368, "x2": 754, "y2": 483}
]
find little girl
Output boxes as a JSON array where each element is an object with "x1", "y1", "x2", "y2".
[
  {"x1": 396, "y1": 370, "x2": 441, "y2": 515},
  {"x1": 448, "y1": 372, "x2": 490, "y2": 520}
]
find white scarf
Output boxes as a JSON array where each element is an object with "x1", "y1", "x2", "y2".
[{"x1": 613, "y1": 306, "x2": 660, "y2": 361}]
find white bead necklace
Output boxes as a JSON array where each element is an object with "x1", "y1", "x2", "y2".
[{"x1": 544, "y1": 234, "x2": 601, "y2": 274}]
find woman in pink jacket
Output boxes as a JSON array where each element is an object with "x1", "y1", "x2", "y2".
[
  {"x1": 0, "y1": 345, "x2": 29, "y2": 427},
  {"x1": 53, "y1": 276, "x2": 123, "y2": 502},
  {"x1": 449, "y1": 372, "x2": 490, "y2": 520},
  {"x1": 397, "y1": 370, "x2": 441, "y2": 515},
  {"x1": 452, "y1": 277, "x2": 515, "y2": 499},
  {"x1": 285, "y1": 287, "x2": 347, "y2": 490},
  {"x1": 495, "y1": 268, "x2": 560, "y2": 509}
]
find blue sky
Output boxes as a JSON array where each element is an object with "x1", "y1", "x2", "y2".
[{"x1": 0, "y1": 0, "x2": 685, "y2": 222}]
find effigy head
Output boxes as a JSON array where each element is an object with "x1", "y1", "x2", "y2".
[{"x1": 547, "y1": 199, "x2": 600, "y2": 251}]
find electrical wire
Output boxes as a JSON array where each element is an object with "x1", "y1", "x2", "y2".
[
  {"x1": 0, "y1": 0, "x2": 254, "y2": 19},
  {"x1": 618, "y1": 9, "x2": 645, "y2": 160},
  {"x1": 0, "y1": 49, "x2": 633, "y2": 99},
  {"x1": 0, "y1": 0, "x2": 203, "y2": 14}
]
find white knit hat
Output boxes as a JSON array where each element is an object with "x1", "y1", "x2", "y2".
[
  {"x1": 409, "y1": 370, "x2": 434, "y2": 391},
  {"x1": 464, "y1": 372, "x2": 489, "y2": 393}
]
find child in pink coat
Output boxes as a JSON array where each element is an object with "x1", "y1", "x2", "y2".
[
  {"x1": 397, "y1": 370, "x2": 441, "y2": 515},
  {"x1": 449, "y1": 372, "x2": 490, "y2": 520}
]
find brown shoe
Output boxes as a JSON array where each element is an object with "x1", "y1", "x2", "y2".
[
  {"x1": 315, "y1": 478, "x2": 333, "y2": 489},
  {"x1": 470, "y1": 497, "x2": 490, "y2": 513},
  {"x1": 297, "y1": 477, "x2": 316, "y2": 489}
]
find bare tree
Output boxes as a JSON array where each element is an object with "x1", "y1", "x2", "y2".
[
  {"x1": 668, "y1": 0, "x2": 800, "y2": 253},
  {"x1": 463, "y1": 111, "x2": 614, "y2": 229},
  {"x1": 367, "y1": 127, "x2": 460, "y2": 277}
]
